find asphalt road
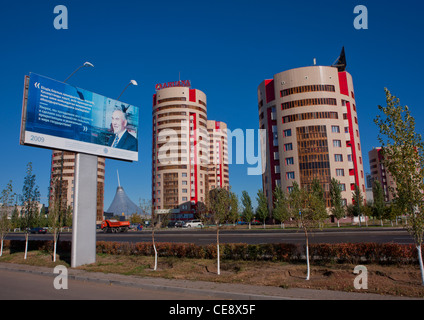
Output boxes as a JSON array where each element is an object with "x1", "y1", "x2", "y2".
[
  {"x1": 0, "y1": 269, "x2": 216, "y2": 300},
  {"x1": 5, "y1": 227, "x2": 414, "y2": 245}
]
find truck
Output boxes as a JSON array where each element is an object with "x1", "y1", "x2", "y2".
[{"x1": 101, "y1": 220, "x2": 130, "y2": 233}]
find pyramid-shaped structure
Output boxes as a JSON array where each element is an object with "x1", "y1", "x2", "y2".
[{"x1": 106, "y1": 186, "x2": 143, "y2": 217}]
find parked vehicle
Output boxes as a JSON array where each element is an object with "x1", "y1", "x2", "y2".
[
  {"x1": 174, "y1": 221, "x2": 186, "y2": 228},
  {"x1": 101, "y1": 220, "x2": 130, "y2": 233},
  {"x1": 167, "y1": 221, "x2": 177, "y2": 228},
  {"x1": 185, "y1": 219, "x2": 204, "y2": 228},
  {"x1": 29, "y1": 227, "x2": 47, "y2": 234}
]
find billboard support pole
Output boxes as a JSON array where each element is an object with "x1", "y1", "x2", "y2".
[{"x1": 71, "y1": 153, "x2": 98, "y2": 267}]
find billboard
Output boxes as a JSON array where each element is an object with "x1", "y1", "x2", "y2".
[{"x1": 20, "y1": 73, "x2": 139, "y2": 161}]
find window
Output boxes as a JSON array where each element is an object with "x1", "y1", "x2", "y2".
[
  {"x1": 284, "y1": 143, "x2": 293, "y2": 151},
  {"x1": 274, "y1": 152, "x2": 279, "y2": 160},
  {"x1": 331, "y1": 125, "x2": 340, "y2": 133},
  {"x1": 182, "y1": 181, "x2": 187, "y2": 185},
  {"x1": 281, "y1": 84, "x2": 335, "y2": 97},
  {"x1": 335, "y1": 154, "x2": 343, "y2": 162},
  {"x1": 336, "y1": 169, "x2": 345, "y2": 176},
  {"x1": 283, "y1": 111, "x2": 339, "y2": 124},
  {"x1": 182, "y1": 189, "x2": 187, "y2": 193},
  {"x1": 182, "y1": 173, "x2": 187, "y2": 177},
  {"x1": 285, "y1": 157, "x2": 294, "y2": 165},
  {"x1": 271, "y1": 106, "x2": 276, "y2": 120},
  {"x1": 339, "y1": 184, "x2": 346, "y2": 191},
  {"x1": 283, "y1": 129, "x2": 292, "y2": 137},
  {"x1": 182, "y1": 197, "x2": 188, "y2": 201},
  {"x1": 333, "y1": 140, "x2": 341, "y2": 147},
  {"x1": 286, "y1": 172, "x2": 295, "y2": 180},
  {"x1": 275, "y1": 166, "x2": 280, "y2": 174}
]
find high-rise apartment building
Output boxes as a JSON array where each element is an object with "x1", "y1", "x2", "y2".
[
  {"x1": 207, "y1": 120, "x2": 229, "y2": 191},
  {"x1": 368, "y1": 147, "x2": 396, "y2": 202},
  {"x1": 49, "y1": 151, "x2": 105, "y2": 221},
  {"x1": 258, "y1": 60, "x2": 366, "y2": 210},
  {"x1": 152, "y1": 82, "x2": 229, "y2": 221}
]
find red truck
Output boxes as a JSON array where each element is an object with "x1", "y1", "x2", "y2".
[{"x1": 101, "y1": 220, "x2": 130, "y2": 233}]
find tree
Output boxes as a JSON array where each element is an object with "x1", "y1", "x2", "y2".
[
  {"x1": 142, "y1": 198, "x2": 165, "y2": 271},
  {"x1": 229, "y1": 191, "x2": 239, "y2": 226},
  {"x1": 256, "y1": 190, "x2": 269, "y2": 229},
  {"x1": 372, "y1": 180, "x2": 385, "y2": 226},
  {"x1": 48, "y1": 178, "x2": 65, "y2": 262},
  {"x1": 288, "y1": 181, "x2": 326, "y2": 280},
  {"x1": 310, "y1": 178, "x2": 328, "y2": 228},
  {"x1": 0, "y1": 181, "x2": 14, "y2": 256},
  {"x1": 209, "y1": 187, "x2": 232, "y2": 275},
  {"x1": 21, "y1": 162, "x2": 41, "y2": 260},
  {"x1": 329, "y1": 178, "x2": 345, "y2": 227},
  {"x1": 374, "y1": 88, "x2": 424, "y2": 285},
  {"x1": 272, "y1": 185, "x2": 290, "y2": 228},
  {"x1": 241, "y1": 191, "x2": 254, "y2": 229},
  {"x1": 352, "y1": 184, "x2": 364, "y2": 226}
]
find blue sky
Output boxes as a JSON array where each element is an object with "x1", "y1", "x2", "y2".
[{"x1": 1, "y1": 0, "x2": 423, "y2": 209}]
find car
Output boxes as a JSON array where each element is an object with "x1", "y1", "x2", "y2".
[
  {"x1": 185, "y1": 219, "x2": 204, "y2": 228},
  {"x1": 167, "y1": 221, "x2": 177, "y2": 228},
  {"x1": 29, "y1": 227, "x2": 47, "y2": 234},
  {"x1": 174, "y1": 221, "x2": 186, "y2": 228}
]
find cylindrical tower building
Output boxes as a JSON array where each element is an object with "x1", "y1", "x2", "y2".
[
  {"x1": 207, "y1": 120, "x2": 229, "y2": 191},
  {"x1": 258, "y1": 65, "x2": 366, "y2": 210},
  {"x1": 152, "y1": 83, "x2": 209, "y2": 220}
]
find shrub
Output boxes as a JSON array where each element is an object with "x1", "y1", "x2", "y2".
[{"x1": 3, "y1": 240, "x2": 422, "y2": 266}]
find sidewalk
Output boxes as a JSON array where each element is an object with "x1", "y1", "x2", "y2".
[{"x1": 0, "y1": 262, "x2": 418, "y2": 300}]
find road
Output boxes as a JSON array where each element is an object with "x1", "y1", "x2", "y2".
[
  {"x1": 6, "y1": 227, "x2": 414, "y2": 245},
  {"x1": 0, "y1": 269, "x2": 216, "y2": 300}
]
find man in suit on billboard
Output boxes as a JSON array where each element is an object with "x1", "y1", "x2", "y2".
[{"x1": 108, "y1": 108, "x2": 138, "y2": 151}]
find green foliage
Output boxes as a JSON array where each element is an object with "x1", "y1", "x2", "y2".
[
  {"x1": 21, "y1": 162, "x2": 41, "y2": 230},
  {"x1": 255, "y1": 189, "x2": 269, "y2": 224},
  {"x1": 229, "y1": 191, "x2": 239, "y2": 224},
  {"x1": 374, "y1": 88, "x2": 424, "y2": 246},
  {"x1": 0, "y1": 181, "x2": 14, "y2": 238},
  {"x1": 289, "y1": 181, "x2": 327, "y2": 230},
  {"x1": 209, "y1": 187, "x2": 233, "y2": 224},
  {"x1": 272, "y1": 185, "x2": 290, "y2": 224},
  {"x1": 329, "y1": 178, "x2": 345, "y2": 222},
  {"x1": 372, "y1": 180, "x2": 385, "y2": 220},
  {"x1": 241, "y1": 191, "x2": 254, "y2": 224}
]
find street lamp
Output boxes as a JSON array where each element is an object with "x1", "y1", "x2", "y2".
[
  {"x1": 63, "y1": 61, "x2": 94, "y2": 83},
  {"x1": 117, "y1": 80, "x2": 138, "y2": 100},
  {"x1": 56, "y1": 61, "x2": 95, "y2": 238}
]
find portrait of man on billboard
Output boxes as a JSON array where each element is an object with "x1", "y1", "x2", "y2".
[{"x1": 108, "y1": 105, "x2": 138, "y2": 151}]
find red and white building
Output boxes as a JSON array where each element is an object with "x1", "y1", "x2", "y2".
[
  {"x1": 258, "y1": 62, "x2": 366, "y2": 210},
  {"x1": 152, "y1": 82, "x2": 229, "y2": 220}
]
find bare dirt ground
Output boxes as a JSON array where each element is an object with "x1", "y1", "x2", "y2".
[{"x1": 1, "y1": 250, "x2": 424, "y2": 298}]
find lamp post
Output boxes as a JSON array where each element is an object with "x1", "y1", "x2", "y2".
[
  {"x1": 117, "y1": 80, "x2": 138, "y2": 100},
  {"x1": 55, "y1": 61, "x2": 95, "y2": 219},
  {"x1": 63, "y1": 61, "x2": 94, "y2": 83}
]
